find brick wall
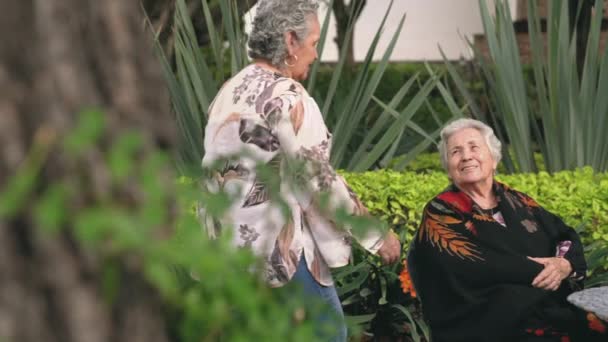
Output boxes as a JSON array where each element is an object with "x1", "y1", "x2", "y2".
[
  {"x1": 515, "y1": 0, "x2": 608, "y2": 20},
  {"x1": 515, "y1": 0, "x2": 548, "y2": 20}
]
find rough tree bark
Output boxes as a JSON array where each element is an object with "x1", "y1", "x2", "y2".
[{"x1": 0, "y1": 1, "x2": 175, "y2": 341}]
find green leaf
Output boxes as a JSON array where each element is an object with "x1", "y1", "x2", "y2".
[
  {"x1": 344, "y1": 313, "x2": 377, "y2": 326},
  {"x1": 34, "y1": 183, "x2": 72, "y2": 233},
  {"x1": 108, "y1": 133, "x2": 143, "y2": 182},
  {"x1": 392, "y1": 304, "x2": 421, "y2": 341},
  {"x1": 101, "y1": 260, "x2": 121, "y2": 305},
  {"x1": 63, "y1": 109, "x2": 105, "y2": 155},
  {"x1": 378, "y1": 275, "x2": 388, "y2": 305},
  {"x1": 306, "y1": 0, "x2": 334, "y2": 94},
  {"x1": 585, "y1": 272, "x2": 608, "y2": 287},
  {"x1": 351, "y1": 75, "x2": 438, "y2": 172},
  {"x1": 0, "y1": 128, "x2": 56, "y2": 218}
]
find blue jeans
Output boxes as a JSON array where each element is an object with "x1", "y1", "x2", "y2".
[{"x1": 291, "y1": 256, "x2": 347, "y2": 342}]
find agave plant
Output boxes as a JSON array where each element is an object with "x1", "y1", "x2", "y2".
[
  {"x1": 444, "y1": 0, "x2": 608, "y2": 173},
  {"x1": 152, "y1": 0, "x2": 461, "y2": 175},
  {"x1": 150, "y1": 0, "x2": 247, "y2": 176}
]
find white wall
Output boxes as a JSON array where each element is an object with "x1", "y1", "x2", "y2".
[{"x1": 244, "y1": 0, "x2": 519, "y2": 62}]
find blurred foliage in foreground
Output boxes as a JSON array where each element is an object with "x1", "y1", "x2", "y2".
[{"x1": 0, "y1": 110, "x2": 345, "y2": 341}]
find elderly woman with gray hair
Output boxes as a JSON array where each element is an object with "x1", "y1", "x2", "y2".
[
  {"x1": 407, "y1": 118, "x2": 606, "y2": 341},
  {"x1": 200, "y1": 0, "x2": 400, "y2": 340}
]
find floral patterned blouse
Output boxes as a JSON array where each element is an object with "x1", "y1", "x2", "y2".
[
  {"x1": 200, "y1": 64, "x2": 383, "y2": 287},
  {"x1": 407, "y1": 182, "x2": 607, "y2": 341}
]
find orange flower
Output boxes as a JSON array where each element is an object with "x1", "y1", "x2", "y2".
[
  {"x1": 587, "y1": 313, "x2": 607, "y2": 333},
  {"x1": 399, "y1": 260, "x2": 417, "y2": 298}
]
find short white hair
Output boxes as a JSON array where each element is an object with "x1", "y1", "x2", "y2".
[
  {"x1": 437, "y1": 118, "x2": 502, "y2": 171},
  {"x1": 247, "y1": 0, "x2": 319, "y2": 67}
]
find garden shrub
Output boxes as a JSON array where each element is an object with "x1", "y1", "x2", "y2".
[{"x1": 341, "y1": 167, "x2": 608, "y2": 246}]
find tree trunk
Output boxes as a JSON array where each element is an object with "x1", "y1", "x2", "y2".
[
  {"x1": 143, "y1": 0, "x2": 258, "y2": 61},
  {"x1": 332, "y1": 0, "x2": 367, "y2": 66},
  {"x1": 0, "y1": 1, "x2": 174, "y2": 341}
]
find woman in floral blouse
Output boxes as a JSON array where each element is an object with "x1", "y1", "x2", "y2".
[
  {"x1": 199, "y1": 0, "x2": 400, "y2": 340},
  {"x1": 408, "y1": 118, "x2": 606, "y2": 341}
]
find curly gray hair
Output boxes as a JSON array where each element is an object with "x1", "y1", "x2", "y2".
[
  {"x1": 437, "y1": 118, "x2": 502, "y2": 171},
  {"x1": 248, "y1": 0, "x2": 319, "y2": 67}
]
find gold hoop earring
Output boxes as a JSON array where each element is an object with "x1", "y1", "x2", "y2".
[{"x1": 284, "y1": 54, "x2": 298, "y2": 67}]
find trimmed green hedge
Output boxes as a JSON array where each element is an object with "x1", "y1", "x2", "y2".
[{"x1": 342, "y1": 167, "x2": 608, "y2": 246}]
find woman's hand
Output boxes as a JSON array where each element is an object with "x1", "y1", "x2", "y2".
[
  {"x1": 528, "y1": 256, "x2": 572, "y2": 291},
  {"x1": 377, "y1": 231, "x2": 401, "y2": 264}
]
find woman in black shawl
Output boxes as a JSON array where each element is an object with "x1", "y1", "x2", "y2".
[{"x1": 408, "y1": 118, "x2": 606, "y2": 341}]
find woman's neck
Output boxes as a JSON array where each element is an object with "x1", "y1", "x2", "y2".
[
  {"x1": 457, "y1": 180, "x2": 497, "y2": 209},
  {"x1": 252, "y1": 59, "x2": 291, "y2": 78}
]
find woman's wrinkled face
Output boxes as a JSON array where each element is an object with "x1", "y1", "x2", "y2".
[
  {"x1": 287, "y1": 15, "x2": 320, "y2": 81},
  {"x1": 446, "y1": 127, "x2": 497, "y2": 189}
]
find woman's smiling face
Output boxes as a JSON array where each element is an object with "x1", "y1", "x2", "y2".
[{"x1": 446, "y1": 127, "x2": 497, "y2": 189}]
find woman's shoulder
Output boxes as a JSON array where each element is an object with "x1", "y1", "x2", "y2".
[
  {"x1": 425, "y1": 185, "x2": 474, "y2": 215},
  {"x1": 214, "y1": 65, "x2": 308, "y2": 110},
  {"x1": 494, "y1": 181, "x2": 541, "y2": 208},
  {"x1": 240, "y1": 64, "x2": 307, "y2": 94},
  {"x1": 269, "y1": 75, "x2": 308, "y2": 97},
  {"x1": 495, "y1": 181, "x2": 536, "y2": 200}
]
